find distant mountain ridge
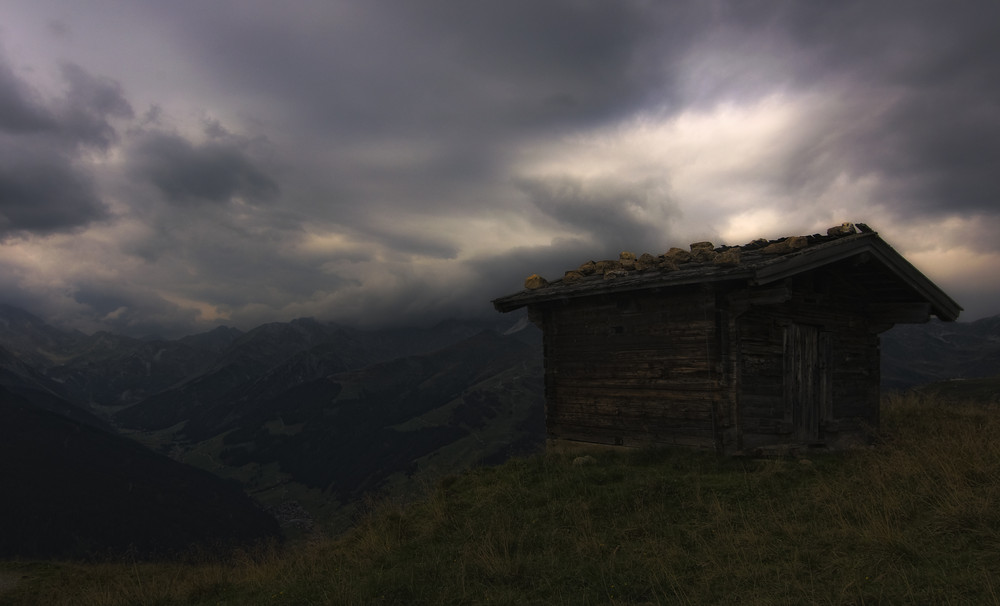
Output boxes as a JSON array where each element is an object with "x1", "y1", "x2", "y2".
[
  {"x1": 0, "y1": 303, "x2": 544, "y2": 538},
  {"x1": 2, "y1": 301, "x2": 997, "y2": 544},
  {"x1": 880, "y1": 315, "x2": 1000, "y2": 390},
  {"x1": 0, "y1": 344, "x2": 108, "y2": 431},
  {"x1": 5, "y1": 304, "x2": 996, "y2": 403},
  {"x1": 0, "y1": 303, "x2": 87, "y2": 367}
]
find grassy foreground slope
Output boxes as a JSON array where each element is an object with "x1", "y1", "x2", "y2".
[{"x1": 3, "y1": 392, "x2": 1000, "y2": 605}]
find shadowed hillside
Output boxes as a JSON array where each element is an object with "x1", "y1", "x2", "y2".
[{"x1": 0, "y1": 387, "x2": 280, "y2": 560}]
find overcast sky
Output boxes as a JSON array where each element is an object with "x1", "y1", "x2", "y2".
[{"x1": 1, "y1": 1, "x2": 998, "y2": 337}]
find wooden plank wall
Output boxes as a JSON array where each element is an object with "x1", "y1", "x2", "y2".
[
  {"x1": 735, "y1": 272, "x2": 881, "y2": 449},
  {"x1": 540, "y1": 286, "x2": 722, "y2": 449},
  {"x1": 535, "y1": 266, "x2": 884, "y2": 452},
  {"x1": 735, "y1": 313, "x2": 788, "y2": 437}
]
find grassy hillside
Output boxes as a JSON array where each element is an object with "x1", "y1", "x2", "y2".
[{"x1": 3, "y1": 392, "x2": 999, "y2": 605}]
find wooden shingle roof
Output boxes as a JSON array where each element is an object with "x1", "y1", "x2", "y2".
[{"x1": 492, "y1": 224, "x2": 962, "y2": 322}]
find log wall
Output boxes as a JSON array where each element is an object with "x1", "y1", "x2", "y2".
[
  {"x1": 535, "y1": 267, "x2": 883, "y2": 453},
  {"x1": 734, "y1": 272, "x2": 881, "y2": 450},
  {"x1": 540, "y1": 286, "x2": 723, "y2": 449}
]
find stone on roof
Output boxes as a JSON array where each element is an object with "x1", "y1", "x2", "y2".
[{"x1": 522, "y1": 222, "x2": 868, "y2": 286}]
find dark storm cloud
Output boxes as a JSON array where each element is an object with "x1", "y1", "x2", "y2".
[
  {"x1": 468, "y1": 238, "x2": 598, "y2": 299},
  {"x1": 867, "y1": 93, "x2": 1000, "y2": 216},
  {"x1": 0, "y1": 56, "x2": 53, "y2": 133},
  {"x1": 516, "y1": 176, "x2": 678, "y2": 256},
  {"x1": 362, "y1": 227, "x2": 459, "y2": 260},
  {"x1": 384, "y1": 0, "x2": 679, "y2": 129},
  {"x1": 0, "y1": 52, "x2": 121, "y2": 236},
  {"x1": 143, "y1": 0, "x2": 694, "y2": 140},
  {"x1": 123, "y1": 0, "x2": 704, "y2": 273},
  {"x1": 0, "y1": 53, "x2": 132, "y2": 144},
  {"x1": 129, "y1": 131, "x2": 278, "y2": 205},
  {"x1": 56, "y1": 63, "x2": 133, "y2": 149},
  {"x1": 3, "y1": 0, "x2": 999, "y2": 336},
  {"x1": 0, "y1": 143, "x2": 108, "y2": 236},
  {"x1": 728, "y1": 1, "x2": 1000, "y2": 219}
]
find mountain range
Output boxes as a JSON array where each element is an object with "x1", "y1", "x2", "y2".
[
  {"x1": 880, "y1": 315, "x2": 1000, "y2": 390},
  {"x1": 0, "y1": 303, "x2": 545, "y2": 553},
  {"x1": 2, "y1": 301, "x2": 998, "y2": 557}
]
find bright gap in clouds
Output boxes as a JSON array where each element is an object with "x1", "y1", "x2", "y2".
[
  {"x1": 156, "y1": 291, "x2": 228, "y2": 324},
  {"x1": 512, "y1": 93, "x2": 999, "y2": 321},
  {"x1": 516, "y1": 92, "x2": 872, "y2": 245}
]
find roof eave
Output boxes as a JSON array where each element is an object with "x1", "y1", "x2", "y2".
[
  {"x1": 492, "y1": 231, "x2": 963, "y2": 321},
  {"x1": 866, "y1": 239, "x2": 962, "y2": 321},
  {"x1": 751, "y1": 233, "x2": 961, "y2": 321},
  {"x1": 492, "y1": 268, "x2": 755, "y2": 313}
]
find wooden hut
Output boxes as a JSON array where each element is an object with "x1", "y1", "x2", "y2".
[{"x1": 492, "y1": 224, "x2": 961, "y2": 454}]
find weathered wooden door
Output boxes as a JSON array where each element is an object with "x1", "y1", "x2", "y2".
[{"x1": 784, "y1": 323, "x2": 830, "y2": 443}]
